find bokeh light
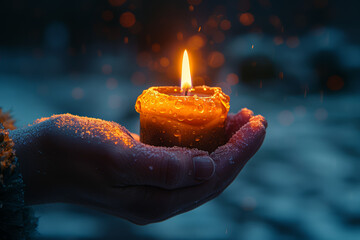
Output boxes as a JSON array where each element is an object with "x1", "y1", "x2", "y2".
[
  {"x1": 119, "y1": 12, "x2": 136, "y2": 28},
  {"x1": 273, "y1": 36, "x2": 284, "y2": 45},
  {"x1": 327, "y1": 75, "x2": 344, "y2": 91},
  {"x1": 71, "y1": 87, "x2": 84, "y2": 100},
  {"x1": 269, "y1": 15, "x2": 282, "y2": 29},
  {"x1": 286, "y1": 37, "x2": 300, "y2": 48},
  {"x1": 220, "y1": 19, "x2": 231, "y2": 31},
  {"x1": 187, "y1": 34, "x2": 206, "y2": 50},
  {"x1": 239, "y1": 13, "x2": 255, "y2": 26},
  {"x1": 315, "y1": 108, "x2": 328, "y2": 121},
  {"x1": 226, "y1": 73, "x2": 239, "y2": 86},
  {"x1": 207, "y1": 51, "x2": 225, "y2": 68},
  {"x1": 207, "y1": 17, "x2": 218, "y2": 28}
]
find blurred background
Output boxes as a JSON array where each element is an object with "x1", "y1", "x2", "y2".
[{"x1": 1, "y1": 0, "x2": 360, "y2": 239}]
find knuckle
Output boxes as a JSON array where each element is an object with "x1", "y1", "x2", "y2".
[{"x1": 162, "y1": 155, "x2": 182, "y2": 189}]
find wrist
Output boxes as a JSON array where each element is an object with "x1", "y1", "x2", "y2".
[{"x1": 10, "y1": 124, "x2": 58, "y2": 205}]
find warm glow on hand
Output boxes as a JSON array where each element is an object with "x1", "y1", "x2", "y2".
[{"x1": 181, "y1": 50, "x2": 192, "y2": 91}]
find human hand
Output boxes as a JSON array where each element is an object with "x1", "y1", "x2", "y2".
[{"x1": 10, "y1": 108, "x2": 266, "y2": 224}]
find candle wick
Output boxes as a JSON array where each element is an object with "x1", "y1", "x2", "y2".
[{"x1": 183, "y1": 88, "x2": 189, "y2": 96}]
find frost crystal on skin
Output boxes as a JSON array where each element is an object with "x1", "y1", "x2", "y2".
[{"x1": 34, "y1": 114, "x2": 136, "y2": 148}]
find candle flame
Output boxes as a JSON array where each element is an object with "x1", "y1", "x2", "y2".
[{"x1": 181, "y1": 50, "x2": 192, "y2": 90}]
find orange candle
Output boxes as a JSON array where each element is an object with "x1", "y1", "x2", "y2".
[{"x1": 135, "y1": 50, "x2": 230, "y2": 152}]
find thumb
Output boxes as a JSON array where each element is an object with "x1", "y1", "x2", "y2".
[{"x1": 225, "y1": 108, "x2": 254, "y2": 140}]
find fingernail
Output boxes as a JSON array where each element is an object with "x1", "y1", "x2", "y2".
[
  {"x1": 193, "y1": 156, "x2": 215, "y2": 180},
  {"x1": 250, "y1": 115, "x2": 268, "y2": 128}
]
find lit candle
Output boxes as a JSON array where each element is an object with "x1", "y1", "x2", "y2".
[{"x1": 135, "y1": 50, "x2": 230, "y2": 152}]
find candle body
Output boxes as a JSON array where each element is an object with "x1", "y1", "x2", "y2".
[{"x1": 135, "y1": 86, "x2": 230, "y2": 152}]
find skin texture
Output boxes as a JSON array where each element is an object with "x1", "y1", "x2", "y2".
[{"x1": 9, "y1": 108, "x2": 267, "y2": 225}]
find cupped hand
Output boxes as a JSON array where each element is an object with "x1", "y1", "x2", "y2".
[{"x1": 10, "y1": 108, "x2": 267, "y2": 224}]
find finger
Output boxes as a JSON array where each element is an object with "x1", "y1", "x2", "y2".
[
  {"x1": 120, "y1": 109, "x2": 258, "y2": 190},
  {"x1": 167, "y1": 115, "x2": 266, "y2": 219},
  {"x1": 174, "y1": 115, "x2": 266, "y2": 211},
  {"x1": 211, "y1": 114, "x2": 267, "y2": 182},
  {"x1": 126, "y1": 114, "x2": 267, "y2": 223},
  {"x1": 124, "y1": 144, "x2": 215, "y2": 190},
  {"x1": 130, "y1": 133, "x2": 140, "y2": 141},
  {"x1": 225, "y1": 108, "x2": 254, "y2": 140}
]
